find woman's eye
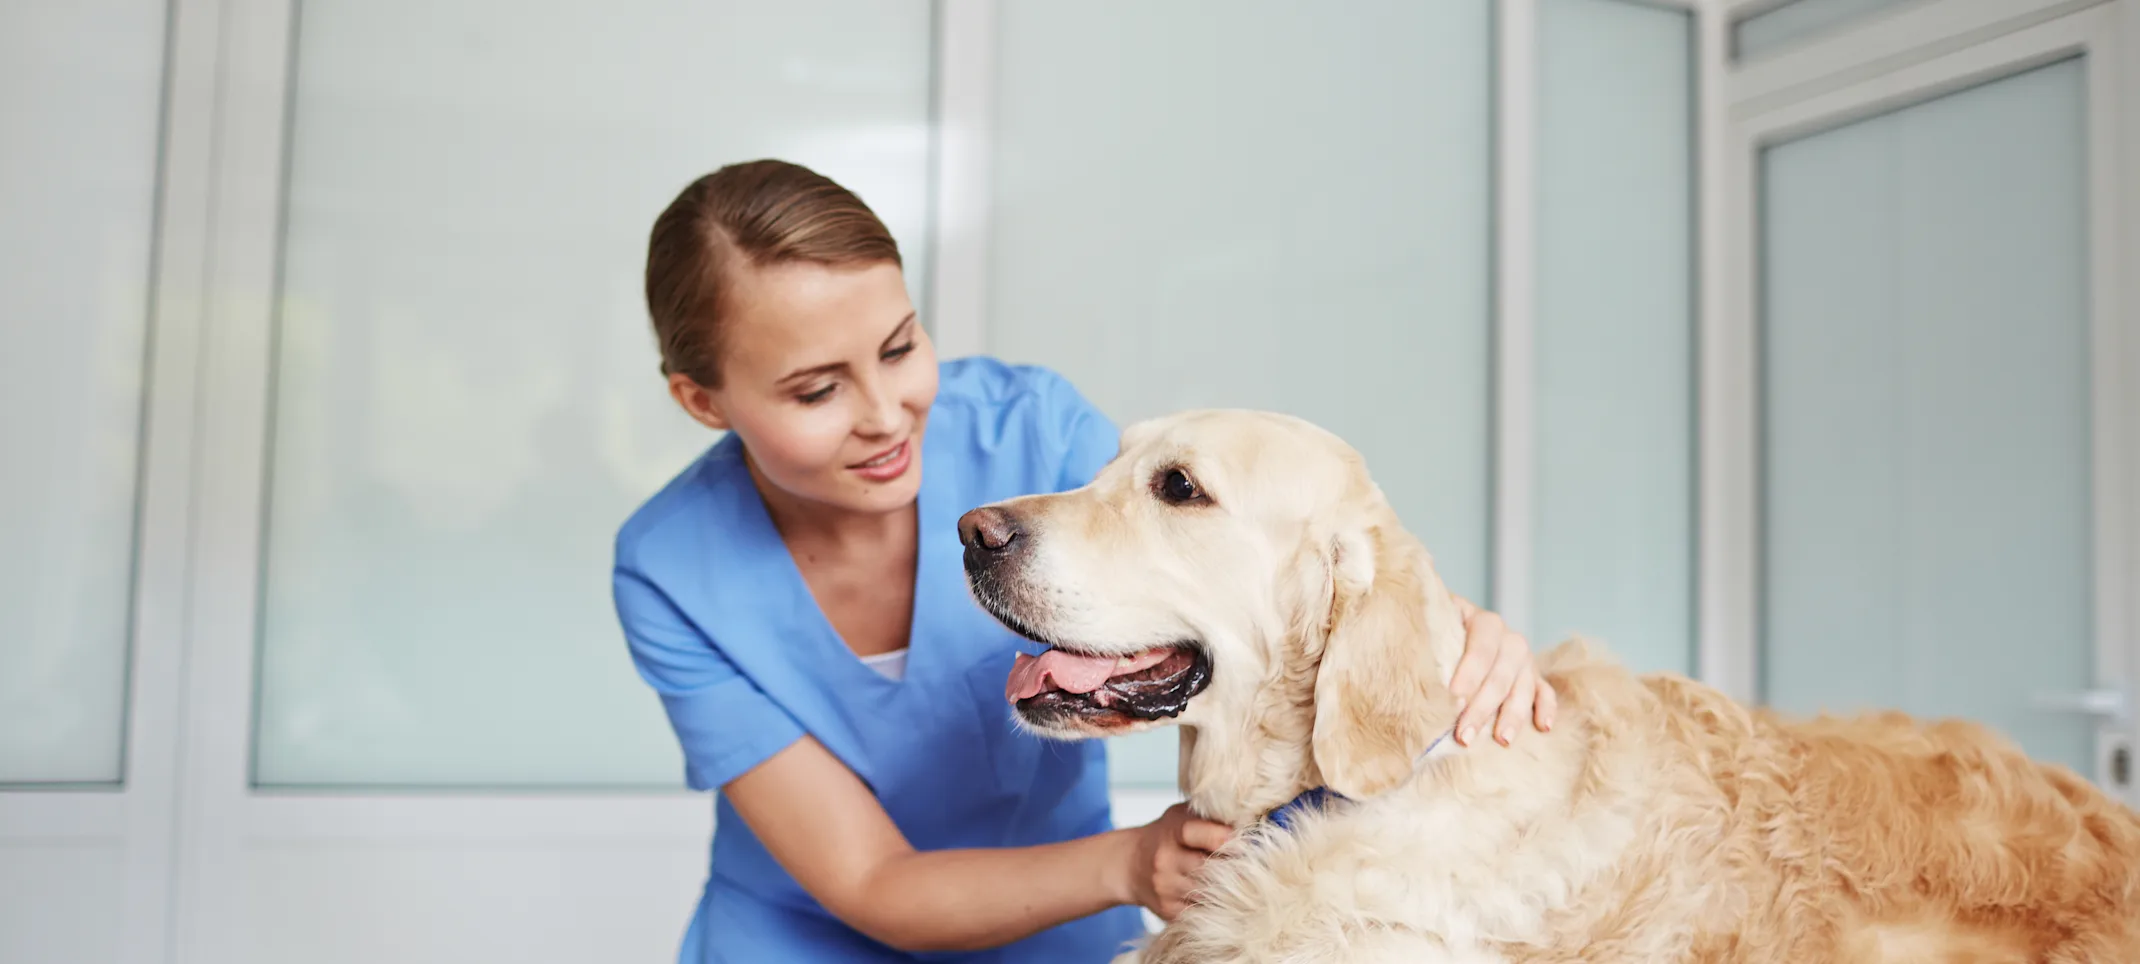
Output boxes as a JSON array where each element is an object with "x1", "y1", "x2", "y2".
[
  {"x1": 882, "y1": 342, "x2": 916, "y2": 362},
  {"x1": 1157, "y1": 468, "x2": 1203, "y2": 504},
  {"x1": 797, "y1": 384, "x2": 836, "y2": 404}
]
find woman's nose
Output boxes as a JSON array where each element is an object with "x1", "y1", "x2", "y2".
[{"x1": 853, "y1": 380, "x2": 901, "y2": 436}]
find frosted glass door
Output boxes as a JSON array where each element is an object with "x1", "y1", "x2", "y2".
[
  {"x1": 1760, "y1": 59, "x2": 2096, "y2": 774},
  {"x1": 252, "y1": 0, "x2": 936, "y2": 787},
  {"x1": 986, "y1": 0, "x2": 1492, "y2": 786},
  {"x1": 0, "y1": 0, "x2": 165, "y2": 786}
]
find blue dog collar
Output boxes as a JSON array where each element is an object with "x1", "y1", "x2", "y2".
[
  {"x1": 1264, "y1": 784, "x2": 1345, "y2": 831},
  {"x1": 1261, "y1": 729, "x2": 1453, "y2": 832}
]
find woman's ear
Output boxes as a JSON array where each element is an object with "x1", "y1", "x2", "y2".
[
  {"x1": 1309, "y1": 520, "x2": 1465, "y2": 799},
  {"x1": 668, "y1": 373, "x2": 732, "y2": 432}
]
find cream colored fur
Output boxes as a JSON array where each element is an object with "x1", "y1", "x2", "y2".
[{"x1": 975, "y1": 409, "x2": 2140, "y2": 964}]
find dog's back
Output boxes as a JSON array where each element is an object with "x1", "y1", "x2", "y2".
[{"x1": 1570, "y1": 643, "x2": 2140, "y2": 963}]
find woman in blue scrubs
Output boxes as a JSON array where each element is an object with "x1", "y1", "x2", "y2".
[{"x1": 612, "y1": 159, "x2": 1558, "y2": 962}]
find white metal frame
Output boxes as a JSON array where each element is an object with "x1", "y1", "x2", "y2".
[
  {"x1": 1713, "y1": 0, "x2": 2138, "y2": 801},
  {"x1": 2123, "y1": 0, "x2": 2140, "y2": 795},
  {"x1": 1732, "y1": 0, "x2": 2108, "y2": 108},
  {"x1": 925, "y1": 0, "x2": 995, "y2": 360},
  {"x1": 1696, "y1": 0, "x2": 1750, "y2": 697},
  {"x1": 1493, "y1": 0, "x2": 1543, "y2": 636}
]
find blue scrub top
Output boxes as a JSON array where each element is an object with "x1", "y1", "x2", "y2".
[{"x1": 612, "y1": 356, "x2": 1148, "y2": 963}]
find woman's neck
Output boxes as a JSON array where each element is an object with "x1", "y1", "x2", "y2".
[{"x1": 747, "y1": 457, "x2": 916, "y2": 557}]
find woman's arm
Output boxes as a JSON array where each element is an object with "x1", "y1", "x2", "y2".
[
  {"x1": 723, "y1": 734, "x2": 1226, "y2": 953},
  {"x1": 714, "y1": 599, "x2": 1552, "y2": 954}
]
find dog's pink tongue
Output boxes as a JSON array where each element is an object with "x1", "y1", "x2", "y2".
[{"x1": 1006, "y1": 649, "x2": 1122, "y2": 702}]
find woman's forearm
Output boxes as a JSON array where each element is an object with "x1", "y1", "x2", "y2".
[
  {"x1": 847, "y1": 829, "x2": 1140, "y2": 952},
  {"x1": 724, "y1": 738, "x2": 1145, "y2": 954}
]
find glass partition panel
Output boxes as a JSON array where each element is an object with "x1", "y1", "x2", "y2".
[
  {"x1": 987, "y1": 0, "x2": 1494, "y2": 786},
  {"x1": 1760, "y1": 59, "x2": 2094, "y2": 773},
  {"x1": 0, "y1": 0, "x2": 165, "y2": 786},
  {"x1": 1533, "y1": 0, "x2": 1696, "y2": 676},
  {"x1": 253, "y1": 0, "x2": 935, "y2": 786}
]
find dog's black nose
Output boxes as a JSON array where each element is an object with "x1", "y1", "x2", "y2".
[{"x1": 958, "y1": 506, "x2": 1023, "y2": 554}]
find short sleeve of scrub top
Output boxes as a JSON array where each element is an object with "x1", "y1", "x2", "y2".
[
  {"x1": 1028, "y1": 365, "x2": 1122, "y2": 491},
  {"x1": 612, "y1": 356, "x2": 1143, "y2": 964},
  {"x1": 612, "y1": 564, "x2": 808, "y2": 791}
]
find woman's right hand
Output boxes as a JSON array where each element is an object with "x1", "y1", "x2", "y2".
[{"x1": 1124, "y1": 802, "x2": 1233, "y2": 920}]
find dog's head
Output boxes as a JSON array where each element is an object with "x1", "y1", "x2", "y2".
[{"x1": 960, "y1": 409, "x2": 1469, "y2": 820}]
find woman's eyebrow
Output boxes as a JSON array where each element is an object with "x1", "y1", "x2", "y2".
[
  {"x1": 878, "y1": 312, "x2": 918, "y2": 350},
  {"x1": 774, "y1": 313, "x2": 915, "y2": 384},
  {"x1": 776, "y1": 360, "x2": 845, "y2": 385}
]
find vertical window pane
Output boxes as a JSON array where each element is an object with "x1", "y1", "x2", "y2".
[
  {"x1": 0, "y1": 0, "x2": 164, "y2": 785},
  {"x1": 1534, "y1": 0, "x2": 1695, "y2": 676},
  {"x1": 1761, "y1": 60, "x2": 2094, "y2": 773},
  {"x1": 987, "y1": 1, "x2": 1493, "y2": 787},
  {"x1": 253, "y1": 0, "x2": 935, "y2": 786}
]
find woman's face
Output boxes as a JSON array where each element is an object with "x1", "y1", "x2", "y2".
[{"x1": 671, "y1": 259, "x2": 939, "y2": 519}]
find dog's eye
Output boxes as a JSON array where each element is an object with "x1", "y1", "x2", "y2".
[{"x1": 1156, "y1": 468, "x2": 1206, "y2": 505}]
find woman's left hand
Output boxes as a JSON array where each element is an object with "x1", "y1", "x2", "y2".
[{"x1": 1446, "y1": 598, "x2": 1556, "y2": 747}]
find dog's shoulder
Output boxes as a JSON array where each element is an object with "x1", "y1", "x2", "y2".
[{"x1": 1537, "y1": 637, "x2": 1697, "y2": 728}]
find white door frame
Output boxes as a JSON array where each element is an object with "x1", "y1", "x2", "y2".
[
  {"x1": 1705, "y1": 0, "x2": 2139, "y2": 802},
  {"x1": 923, "y1": 0, "x2": 996, "y2": 363}
]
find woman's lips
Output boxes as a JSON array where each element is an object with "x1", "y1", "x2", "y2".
[{"x1": 849, "y1": 440, "x2": 911, "y2": 483}]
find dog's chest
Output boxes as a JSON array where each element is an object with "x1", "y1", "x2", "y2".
[{"x1": 1199, "y1": 785, "x2": 1662, "y2": 960}]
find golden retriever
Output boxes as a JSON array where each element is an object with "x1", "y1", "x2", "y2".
[{"x1": 957, "y1": 409, "x2": 2140, "y2": 963}]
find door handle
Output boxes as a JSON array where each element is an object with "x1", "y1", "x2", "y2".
[{"x1": 2029, "y1": 688, "x2": 2131, "y2": 725}]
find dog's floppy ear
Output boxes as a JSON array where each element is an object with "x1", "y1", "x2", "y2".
[{"x1": 1308, "y1": 516, "x2": 1465, "y2": 799}]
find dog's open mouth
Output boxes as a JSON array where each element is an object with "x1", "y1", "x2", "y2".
[{"x1": 1004, "y1": 644, "x2": 1212, "y2": 724}]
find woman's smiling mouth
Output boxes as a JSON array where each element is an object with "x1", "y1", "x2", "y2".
[{"x1": 848, "y1": 439, "x2": 912, "y2": 482}]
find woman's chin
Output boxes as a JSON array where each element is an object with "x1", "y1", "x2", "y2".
[{"x1": 834, "y1": 470, "x2": 924, "y2": 515}]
